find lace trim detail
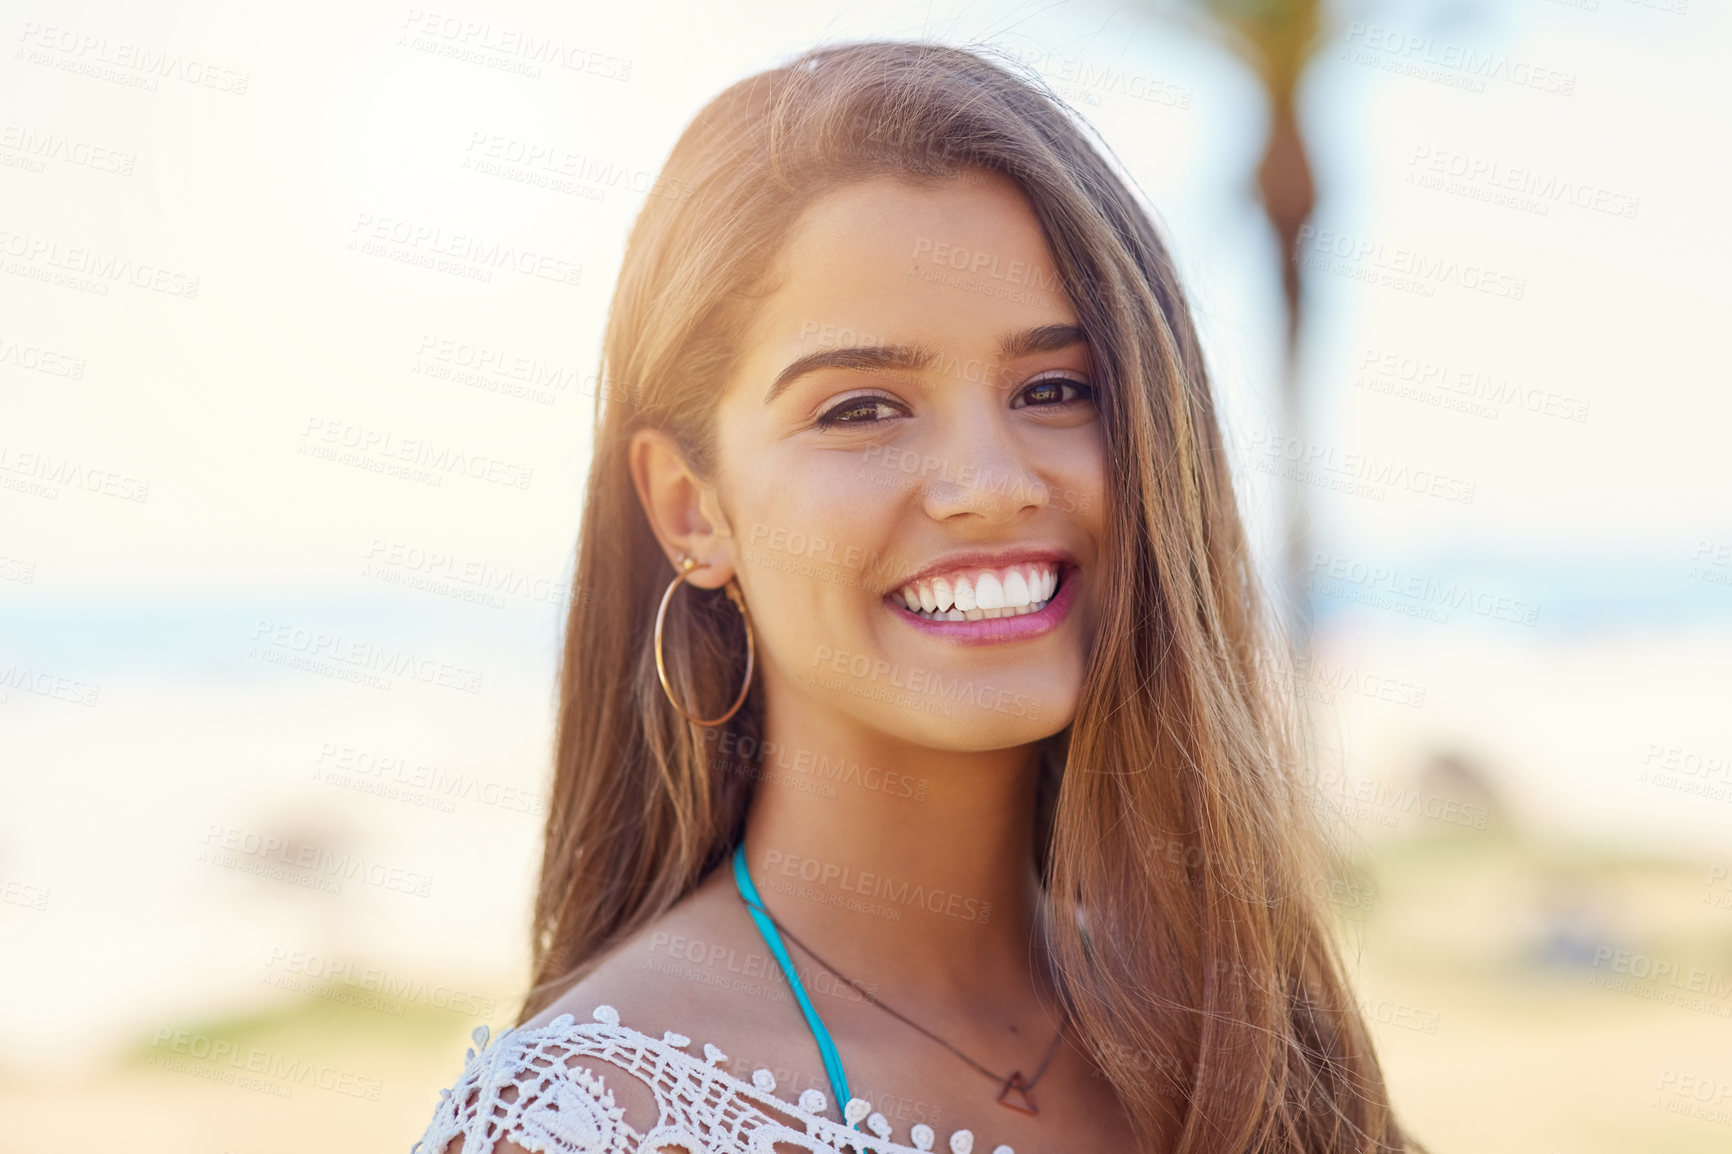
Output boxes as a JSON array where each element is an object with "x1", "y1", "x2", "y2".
[{"x1": 412, "y1": 1005, "x2": 1011, "y2": 1154}]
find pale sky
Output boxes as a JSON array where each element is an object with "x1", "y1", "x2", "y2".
[{"x1": 3, "y1": 0, "x2": 1727, "y2": 601}]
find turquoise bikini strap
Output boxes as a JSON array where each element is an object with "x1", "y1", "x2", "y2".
[{"x1": 731, "y1": 843, "x2": 853, "y2": 1118}]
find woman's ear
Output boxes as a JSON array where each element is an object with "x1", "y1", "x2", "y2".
[{"x1": 628, "y1": 427, "x2": 737, "y2": 589}]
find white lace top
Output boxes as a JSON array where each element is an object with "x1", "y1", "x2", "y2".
[{"x1": 413, "y1": 1005, "x2": 1016, "y2": 1154}]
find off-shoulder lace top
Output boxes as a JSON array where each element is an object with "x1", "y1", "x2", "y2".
[{"x1": 412, "y1": 1004, "x2": 1015, "y2": 1154}]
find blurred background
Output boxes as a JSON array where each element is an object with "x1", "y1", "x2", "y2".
[{"x1": 2, "y1": 0, "x2": 1729, "y2": 1150}]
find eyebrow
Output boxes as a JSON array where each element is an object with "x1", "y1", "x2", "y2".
[{"x1": 763, "y1": 323, "x2": 1087, "y2": 404}]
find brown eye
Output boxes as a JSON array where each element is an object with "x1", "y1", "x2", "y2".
[
  {"x1": 1012, "y1": 375, "x2": 1093, "y2": 408},
  {"x1": 816, "y1": 394, "x2": 905, "y2": 427}
]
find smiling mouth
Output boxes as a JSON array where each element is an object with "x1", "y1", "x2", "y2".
[{"x1": 887, "y1": 561, "x2": 1062, "y2": 621}]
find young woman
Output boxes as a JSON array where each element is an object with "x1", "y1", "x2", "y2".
[{"x1": 415, "y1": 40, "x2": 1415, "y2": 1154}]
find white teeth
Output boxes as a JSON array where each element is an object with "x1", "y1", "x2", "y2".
[{"x1": 890, "y1": 563, "x2": 1064, "y2": 621}]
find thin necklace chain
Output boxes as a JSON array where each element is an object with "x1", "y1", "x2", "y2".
[{"x1": 738, "y1": 891, "x2": 1066, "y2": 1092}]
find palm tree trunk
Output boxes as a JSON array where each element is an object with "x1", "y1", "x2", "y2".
[{"x1": 1257, "y1": 94, "x2": 1316, "y2": 652}]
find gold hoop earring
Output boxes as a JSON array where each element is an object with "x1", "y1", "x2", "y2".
[{"x1": 654, "y1": 553, "x2": 755, "y2": 727}]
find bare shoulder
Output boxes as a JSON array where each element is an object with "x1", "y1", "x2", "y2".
[
  {"x1": 427, "y1": 868, "x2": 782, "y2": 1154},
  {"x1": 524, "y1": 861, "x2": 803, "y2": 1053}
]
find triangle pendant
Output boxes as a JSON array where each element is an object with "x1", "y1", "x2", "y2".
[{"x1": 996, "y1": 1072, "x2": 1039, "y2": 1115}]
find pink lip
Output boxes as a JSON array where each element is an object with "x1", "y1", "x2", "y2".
[{"x1": 887, "y1": 563, "x2": 1079, "y2": 646}]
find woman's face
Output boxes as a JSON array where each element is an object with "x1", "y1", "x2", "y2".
[{"x1": 707, "y1": 169, "x2": 1107, "y2": 750}]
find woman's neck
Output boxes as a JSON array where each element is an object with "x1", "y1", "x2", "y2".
[{"x1": 736, "y1": 698, "x2": 1051, "y2": 1012}]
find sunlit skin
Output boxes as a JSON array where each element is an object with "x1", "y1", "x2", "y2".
[{"x1": 511, "y1": 171, "x2": 1137, "y2": 1154}]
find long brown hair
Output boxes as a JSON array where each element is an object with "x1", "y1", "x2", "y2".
[{"x1": 523, "y1": 40, "x2": 1413, "y2": 1154}]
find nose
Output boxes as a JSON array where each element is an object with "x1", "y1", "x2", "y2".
[{"x1": 913, "y1": 414, "x2": 1051, "y2": 524}]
